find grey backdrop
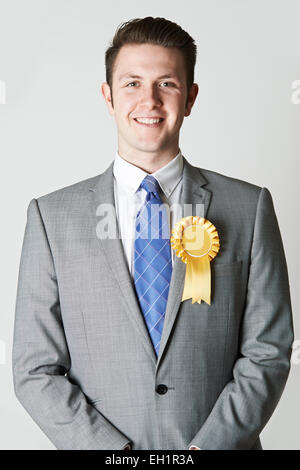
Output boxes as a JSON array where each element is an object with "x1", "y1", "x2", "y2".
[{"x1": 0, "y1": 0, "x2": 299, "y2": 449}]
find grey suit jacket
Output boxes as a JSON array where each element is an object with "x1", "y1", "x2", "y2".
[{"x1": 12, "y1": 157, "x2": 294, "y2": 450}]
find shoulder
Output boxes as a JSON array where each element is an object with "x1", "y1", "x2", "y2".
[
  {"x1": 37, "y1": 174, "x2": 101, "y2": 204},
  {"x1": 196, "y1": 166, "x2": 265, "y2": 208},
  {"x1": 24, "y1": 173, "x2": 105, "y2": 222},
  {"x1": 199, "y1": 166, "x2": 262, "y2": 194}
]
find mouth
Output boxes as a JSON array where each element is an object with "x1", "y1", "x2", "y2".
[{"x1": 133, "y1": 117, "x2": 165, "y2": 128}]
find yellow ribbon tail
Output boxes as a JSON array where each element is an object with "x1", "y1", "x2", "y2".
[{"x1": 182, "y1": 256, "x2": 211, "y2": 305}]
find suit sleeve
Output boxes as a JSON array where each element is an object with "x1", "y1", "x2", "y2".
[
  {"x1": 12, "y1": 198, "x2": 132, "y2": 450},
  {"x1": 187, "y1": 187, "x2": 294, "y2": 450}
]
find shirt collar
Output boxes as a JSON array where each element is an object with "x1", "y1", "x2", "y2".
[{"x1": 113, "y1": 149, "x2": 183, "y2": 198}]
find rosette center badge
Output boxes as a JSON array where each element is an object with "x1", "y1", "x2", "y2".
[{"x1": 170, "y1": 216, "x2": 220, "y2": 305}]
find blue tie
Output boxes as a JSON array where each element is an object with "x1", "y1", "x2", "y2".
[{"x1": 133, "y1": 175, "x2": 173, "y2": 357}]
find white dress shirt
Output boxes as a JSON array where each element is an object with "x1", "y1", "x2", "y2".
[
  {"x1": 113, "y1": 149, "x2": 184, "y2": 278},
  {"x1": 113, "y1": 150, "x2": 201, "y2": 451}
]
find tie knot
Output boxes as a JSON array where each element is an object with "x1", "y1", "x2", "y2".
[{"x1": 140, "y1": 175, "x2": 161, "y2": 198}]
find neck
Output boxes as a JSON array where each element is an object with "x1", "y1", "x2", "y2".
[{"x1": 117, "y1": 147, "x2": 180, "y2": 174}]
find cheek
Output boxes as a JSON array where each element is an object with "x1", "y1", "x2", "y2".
[
  {"x1": 167, "y1": 105, "x2": 185, "y2": 125},
  {"x1": 166, "y1": 96, "x2": 185, "y2": 113},
  {"x1": 114, "y1": 92, "x2": 137, "y2": 111}
]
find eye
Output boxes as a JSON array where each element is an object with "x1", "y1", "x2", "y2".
[
  {"x1": 126, "y1": 82, "x2": 138, "y2": 87},
  {"x1": 160, "y1": 82, "x2": 175, "y2": 87}
]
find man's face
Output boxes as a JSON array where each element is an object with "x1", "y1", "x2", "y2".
[{"x1": 102, "y1": 43, "x2": 198, "y2": 160}]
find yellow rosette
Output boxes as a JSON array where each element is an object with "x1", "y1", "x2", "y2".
[{"x1": 170, "y1": 216, "x2": 220, "y2": 305}]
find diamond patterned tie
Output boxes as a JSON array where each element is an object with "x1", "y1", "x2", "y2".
[{"x1": 133, "y1": 175, "x2": 173, "y2": 357}]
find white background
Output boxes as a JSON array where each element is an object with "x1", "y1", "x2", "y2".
[{"x1": 0, "y1": 0, "x2": 299, "y2": 449}]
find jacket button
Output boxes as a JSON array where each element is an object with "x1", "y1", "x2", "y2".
[{"x1": 156, "y1": 384, "x2": 168, "y2": 395}]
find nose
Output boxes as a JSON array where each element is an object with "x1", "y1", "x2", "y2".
[{"x1": 139, "y1": 84, "x2": 162, "y2": 108}]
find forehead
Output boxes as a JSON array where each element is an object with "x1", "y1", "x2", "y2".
[{"x1": 113, "y1": 43, "x2": 185, "y2": 79}]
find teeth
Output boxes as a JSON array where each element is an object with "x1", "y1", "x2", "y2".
[{"x1": 135, "y1": 118, "x2": 163, "y2": 124}]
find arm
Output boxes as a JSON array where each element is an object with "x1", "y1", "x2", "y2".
[
  {"x1": 12, "y1": 199, "x2": 132, "y2": 450},
  {"x1": 187, "y1": 187, "x2": 294, "y2": 450}
]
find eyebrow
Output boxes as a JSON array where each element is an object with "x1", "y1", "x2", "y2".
[{"x1": 118, "y1": 73, "x2": 182, "y2": 82}]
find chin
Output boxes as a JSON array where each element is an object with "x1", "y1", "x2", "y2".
[
  {"x1": 136, "y1": 144, "x2": 164, "y2": 154},
  {"x1": 135, "y1": 138, "x2": 167, "y2": 150}
]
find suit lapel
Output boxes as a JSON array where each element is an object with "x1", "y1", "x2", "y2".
[
  {"x1": 89, "y1": 162, "x2": 157, "y2": 365},
  {"x1": 156, "y1": 158, "x2": 211, "y2": 368},
  {"x1": 88, "y1": 157, "x2": 212, "y2": 369}
]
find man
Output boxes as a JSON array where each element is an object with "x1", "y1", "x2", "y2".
[{"x1": 12, "y1": 17, "x2": 294, "y2": 450}]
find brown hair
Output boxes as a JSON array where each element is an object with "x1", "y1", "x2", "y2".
[{"x1": 105, "y1": 17, "x2": 197, "y2": 107}]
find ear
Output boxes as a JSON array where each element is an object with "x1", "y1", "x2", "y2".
[
  {"x1": 184, "y1": 83, "x2": 199, "y2": 117},
  {"x1": 101, "y1": 82, "x2": 114, "y2": 116}
]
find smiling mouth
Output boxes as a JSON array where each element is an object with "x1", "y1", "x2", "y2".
[{"x1": 133, "y1": 118, "x2": 165, "y2": 128}]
